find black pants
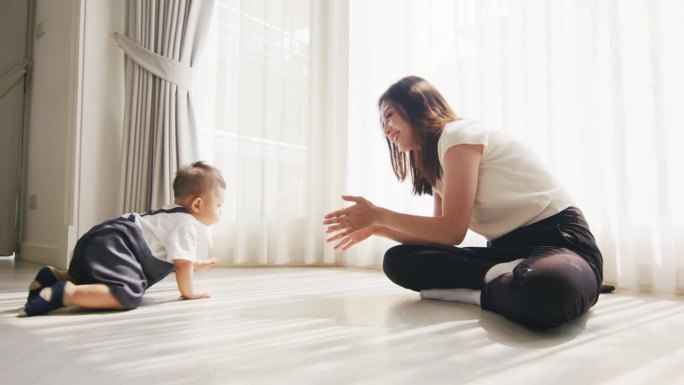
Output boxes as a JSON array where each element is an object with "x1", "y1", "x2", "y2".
[{"x1": 382, "y1": 207, "x2": 603, "y2": 328}]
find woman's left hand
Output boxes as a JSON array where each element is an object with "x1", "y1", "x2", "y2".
[
  {"x1": 323, "y1": 195, "x2": 382, "y2": 237},
  {"x1": 326, "y1": 225, "x2": 375, "y2": 250}
]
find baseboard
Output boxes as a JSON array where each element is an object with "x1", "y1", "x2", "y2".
[{"x1": 18, "y1": 242, "x2": 68, "y2": 269}]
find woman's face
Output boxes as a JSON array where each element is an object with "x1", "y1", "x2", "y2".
[{"x1": 380, "y1": 100, "x2": 420, "y2": 152}]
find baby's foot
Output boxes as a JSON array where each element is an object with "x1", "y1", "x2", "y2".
[
  {"x1": 19, "y1": 281, "x2": 67, "y2": 317},
  {"x1": 27, "y1": 266, "x2": 58, "y2": 301}
]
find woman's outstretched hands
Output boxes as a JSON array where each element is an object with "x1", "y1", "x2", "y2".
[
  {"x1": 328, "y1": 226, "x2": 375, "y2": 250},
  {"x1": 324, "y1": 195, "x2": 381, "y2": 250}
]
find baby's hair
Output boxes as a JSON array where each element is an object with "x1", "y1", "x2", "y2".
[{"x1": 173, "y1": 161, "x2": 226, "y2": 199}]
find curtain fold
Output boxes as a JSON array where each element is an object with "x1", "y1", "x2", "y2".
[
  {"x1": 119, "y1": 0, "x2": 215, "y2": 213},
  {"x1": 113, "y1": 33, "x2": 193, "y2": 89}
]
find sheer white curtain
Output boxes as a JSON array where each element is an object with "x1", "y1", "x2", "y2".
[
  {"x1": 194, "y1": 0, "x2": 348, "y2": 265},
  {"x1": 348, "y1": 0, "x2": 684, "y2": 293}
]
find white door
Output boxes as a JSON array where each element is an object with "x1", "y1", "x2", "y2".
[{"x1": 0, "y1": 0, "x2": 31, "y2": 256}]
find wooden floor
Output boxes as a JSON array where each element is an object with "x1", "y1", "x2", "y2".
[{"x1": 2, "y1": 259, "x2": 684, "y2": 385}]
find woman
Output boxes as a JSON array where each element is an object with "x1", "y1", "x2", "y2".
[{"x1": 324, "y1": 76, "x2": 608, "y2": 328}]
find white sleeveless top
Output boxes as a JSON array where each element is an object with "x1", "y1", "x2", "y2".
[{"x1": 433, "y1": 119, "x2": 574, "y2": 240}]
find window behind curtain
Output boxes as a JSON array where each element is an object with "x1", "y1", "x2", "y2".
[{"x1": 193, "y1": 0, "x2": 313, "y2": 264}]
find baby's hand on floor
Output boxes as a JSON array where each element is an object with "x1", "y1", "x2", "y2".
[{"x1": 182, "y1": 290, "x2": 211, "y2": 300}]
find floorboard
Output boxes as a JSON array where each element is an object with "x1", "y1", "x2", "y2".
[{"x1": 2, "y1": 259, "x2": 683, "y2": 385}]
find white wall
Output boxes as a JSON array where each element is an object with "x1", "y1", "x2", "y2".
[
  {"x1": 21, "y1": 0, "x2": 125, "y2": 268},
  {"x1": 21, "y1": 0, "x2": 78, "y2": 266},
  {"x1": 75, "y1": 0, "x2": 125, "y2": 239}
]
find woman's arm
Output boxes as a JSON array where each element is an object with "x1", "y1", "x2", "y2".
[
  {"x1": 370, "y1": 192, "x2": 447, "y2": 244},
  {"x1": 324, "y1": 144, "x2": 482, "y2": 246},
  {"x1": 371, "y1": 224, "x2": 436, "y2": 244},
  {"x1": 434, "y1": 192, "x2": 443, "y2": 217}
]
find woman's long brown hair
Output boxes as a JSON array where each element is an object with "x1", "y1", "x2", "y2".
[{"x1": 378, "y1": 76, "x2": 459, "y2": 195}]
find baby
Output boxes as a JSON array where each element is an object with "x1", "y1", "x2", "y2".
[{"x1": 20, "y1": 161, "x2": 225, "y2": 316}]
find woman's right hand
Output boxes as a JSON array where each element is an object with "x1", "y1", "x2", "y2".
[{"x1": 326, "y1": 225, "x2": 375, "y2": 250}]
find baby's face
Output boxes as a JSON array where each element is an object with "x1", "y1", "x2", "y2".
[{"x1": 195, "y1": 186, "x2": 225, "y2": 226}]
